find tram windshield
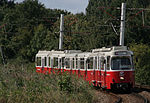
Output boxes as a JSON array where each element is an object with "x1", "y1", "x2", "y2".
[{"x1": 111, "y1": 57, "x2": 131, "y2": 70}]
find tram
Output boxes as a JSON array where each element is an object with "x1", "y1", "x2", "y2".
[{"x1": 35, "y1": 46, "x2": 135, "y2": 90}]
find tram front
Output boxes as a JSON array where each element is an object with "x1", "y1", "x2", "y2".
[{"x1": 108, "y1": 50, "x2": 135, "y2": 90}]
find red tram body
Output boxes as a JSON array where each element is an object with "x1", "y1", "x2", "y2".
[{"x1": 35, "y1": 46, "x2": 135, "y2": 90}]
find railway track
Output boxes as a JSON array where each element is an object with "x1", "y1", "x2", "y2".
[
  {"x1": 95, "y1": 84, "x2": 150, "y2": 103},
  {"x1": 134, "y1": 84, "x2": 150, "y2": 103},
  {"x1": 96, "y1": 90, "x2": 122, "y2": 103},
  {"x1": 96, "y1": 89, "x2": 149, "y2": 103},
  {"x1": 118, "y1": 92, "x2": 148, "y2": 103},
  {"x1": 132, "y1": 93, "x2": 148, "y2": 103},
  {"x1": 108, "y1": 92, "x2": 122, "y2": 103}
]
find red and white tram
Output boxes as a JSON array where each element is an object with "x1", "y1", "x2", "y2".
[{"x1": 35, "y1": 46, "x2": 135, "y2": 90}]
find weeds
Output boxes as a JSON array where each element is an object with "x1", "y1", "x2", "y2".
[{"x1": 0, "y1": 62, "x2": 97, "y2": 103}]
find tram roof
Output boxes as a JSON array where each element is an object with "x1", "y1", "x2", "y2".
[
  {"x1": 65, "y1": 53, "x2": 78, "y2": 57},
  {"x1": 77, "y1": 52, "x2": 99, "y2": 58},
  {"x1": 36, "y1": 46, "x2": 132, "y2": 58},
  {"x1": 92, "y1": 46, "x2": 128, "y2": 53},
  {"x1": 50, "y1": 50, "x2": 65, "y2": 57},
  {"x1": 36, "y1": 50, "x2": 51, "y2": 57},
  {"x1": 50, "y1": 50, "x2": 83, "y2": 57}
]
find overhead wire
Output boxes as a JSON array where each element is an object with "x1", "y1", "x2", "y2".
[{"x1": 0, "y1": 6, "x2": 150, "y2": 37}]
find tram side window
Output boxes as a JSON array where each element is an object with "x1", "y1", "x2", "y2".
[
  {"x1": 37, "y1": 57, "x2": 41, "y2": 66},
  {"x1": 44, "y1": 57, "x2": 47, "y2": 66},
  {"x1": 72, "y1": 58, "x2": 75, "y2": 69},
  {"x1": 73, "y1": 58, "x2": 77, "y2": 69},
  {"x1": 62, "y1": 57, "x2": 65, "y2": 68},
  {"x1": 95, "y1": 57, "x2": 98, "y2": 69},
  {"x1": 76, "y1": 58, "x2": 78, "y2": 69},
  {"x1": 80, "y1": 58, "x2": 84, "y2": 69},
  {"x1": 49, "y1": 57, "x2": 51, "y2": 67},
  {"x1": 68, "y1": 58, "x2": 73, "y2": 69},
  {"x1": 101, "y1": 59, "x2": 105, "y2": 70},
  {"x1": 58, "y1": 58, "x2": 61, "y2": 68},
  {"x1": 77, "y1": 58, "x2": 80, "y2": 69},
  {"x1": 107, "y1": 56, "x2": 110, "y2": 70},
  {"x1": 87, "y1": 57, "x2": 93, "y2": 69},
  {"x1": 65, "y1": 58, "x2": 70, "y2": 69},
  {"x1": 53, "y1": 57, "x2": 58, "y2": 68}
]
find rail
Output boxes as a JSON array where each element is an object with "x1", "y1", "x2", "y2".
[
  {"x1": 109, "y1": 92, "x2": 122, "y2": 103},
  {"x1": 99, "y1": 90, "x2": 122, "y2": 103},
  {"x1": 132, "y1": 93, "x2": 148, "y2": 103}
]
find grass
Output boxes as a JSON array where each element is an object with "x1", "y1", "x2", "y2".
[{"x1": 0, "y1": 61, "x2": 98, "y2": 103}]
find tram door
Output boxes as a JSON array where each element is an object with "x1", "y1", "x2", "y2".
[
  {"x1": 97, "y1": 57, "x2": 101, "y2": 86},
  {"x1": 58, "y1": 58, "x2": 61, "y2": 74},
  {"x1": 39, "y1": 57, "x2": 44, "y2": 73},
  {"x1": 101, "y1": 57, "x2": 106, "y2": 88},
  {"x1": 90, "y1": 57, "x2": 96, "y2": 86},
  {"x1": 94, "y1": 57, "x2": 98, "y2": 85},
  {"x1": 92, "y1": 57, "x2": 96, "y2": 85}
]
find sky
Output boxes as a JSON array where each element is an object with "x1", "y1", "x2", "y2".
[{"x1": 15, "y1": 0, "x2": 89, "y2": 14}]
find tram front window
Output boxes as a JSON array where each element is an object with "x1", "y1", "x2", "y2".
[{"x1": 111, "y1": 57, "x2": 131, "y2": 70}]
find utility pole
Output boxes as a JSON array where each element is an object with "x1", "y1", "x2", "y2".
[
  {"x1": 59, "y1": 14, "x2": 64, "y2": 50},
  {"x1": 142, "y1": 10, "x2": 145, "y2": 26},
  {"x1": 119, "y1": 3, "x2": 126, "y2": 46}
]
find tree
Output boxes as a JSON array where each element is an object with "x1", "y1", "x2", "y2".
[
  {"x1": 0, "y1": 0, "x2": 70, "y2": 62},
  {"x1": 86, "y1": 0, "x2": 150, "y2": 47},
  {"x1": 25, "y1": 24, "x2": 49, "y2": 61},
  {"x1": 130, "y1": 44, "x2": 150, "y2": 85}
]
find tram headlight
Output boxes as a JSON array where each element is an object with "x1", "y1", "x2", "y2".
[{"x1": 120, "y1": 77, "x2": 124, "y2": 80}]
